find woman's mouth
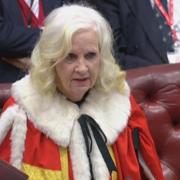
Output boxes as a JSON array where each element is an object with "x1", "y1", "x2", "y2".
[{"x1": 72, "y1": 78, "x2": 90, "y2": 87}]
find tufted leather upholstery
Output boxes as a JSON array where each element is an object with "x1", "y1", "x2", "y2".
[
  {"x1": 127, "y1": 63, "x2": 180, "y2": 180},
  {"x1": 0, "y1": 63, "x2": 180, "y2": 179}
]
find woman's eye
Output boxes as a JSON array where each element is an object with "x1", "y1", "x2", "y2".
[
  {"x1": 65, "y1": 53, "x2": 77, "y2": 63},
  {"x1": 85, "y1": 52, "x2": 97, "y2": 60}
]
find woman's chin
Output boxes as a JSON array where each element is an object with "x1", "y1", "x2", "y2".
[{"x1": 68, "y1": 88, "x2": 90, "y2": 102}]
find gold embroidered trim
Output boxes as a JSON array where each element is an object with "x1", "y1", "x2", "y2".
[
  {"x1": 22, "y1": 163, "x2": 62, "y2": 180},
  {"x1": 108, "y1": 146, "x2": 117, "y2": 180},
  {"x1": 60, "y1": 147, "x2": 69, "y2": 180}
]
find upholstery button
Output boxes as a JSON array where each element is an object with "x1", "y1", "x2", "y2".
[
  {"x1": 168, "y1": 32, "x2": 171, "y2": 36},
  {"x1": 162, "y1": 37, "x2": 167, "y2": 42},
  {"x1": 156, "y1": 12, "x2": 160, "y2": 18},
  {"x1": 159, "y1": 25, "x2": 163, "y2": 30}
]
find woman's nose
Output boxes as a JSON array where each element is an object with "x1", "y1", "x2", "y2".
[{"x1": 75, "y1": 59, "x2": 88, "y2": 73}]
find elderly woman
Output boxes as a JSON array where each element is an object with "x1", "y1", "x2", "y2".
[{"x1": 0, "y1": 4, "x2": 164, "y2": 180}]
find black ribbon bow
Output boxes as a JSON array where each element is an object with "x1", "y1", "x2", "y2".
[{"x1": 78, "y1": 114, "x2": 117, "y2": 179}]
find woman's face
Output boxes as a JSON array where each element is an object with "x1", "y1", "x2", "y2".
[{"x1": 55, "y1": 29, "x2": 101, "y2": 102}]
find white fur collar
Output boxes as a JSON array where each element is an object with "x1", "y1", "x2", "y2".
[
  {"x1": 11, "y1": 75, "x2": 131, "y2": 179},
  {"x1": 12, "y1": 75, "x2": 131, "y2": 146}
]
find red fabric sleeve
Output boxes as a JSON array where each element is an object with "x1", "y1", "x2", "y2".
[
  {"x1": 129, "y1": 96, "x2": 164, "y2": 180},
  {"x1": 1, "y1": 97, "x2": 16, "y2": 112},
  {"x1": 0, "y1": 97, "x2": 62, "y2": 170},
  {"x1": 0, "y1": 97, "x2": 16, "y2": 163},
  {"x1": 112, "y1": 95, "x2": 164, "y2": 180}
]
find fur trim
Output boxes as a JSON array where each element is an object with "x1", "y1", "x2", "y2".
[
  {"x1": 0, "y1": 104, "x2": 27, "y2": 169},
  {"x1": 10, "y1": 107, "x2": 27, "y2": 169},
  {"x1": 81, "y1": 88, "x2": 131, "y2": 144},
  {"x1": 69, "y1": 122, "x2": 91, "y2": 179},
  {"x1": 138, "y1": 152, "x2": 155, "y2": 180},
  {"x1": 11, "y1": 76, "x2": 78, "y2": 147},
  {"x1": 10, "y1": 76, "x2": 131, "y2": 179},
  {"x1": 11, "y1": 76, "x2": 131, "y2": 146},
  {"x1": 0, "y1": 105, "x2": 18, "y2": 144}
]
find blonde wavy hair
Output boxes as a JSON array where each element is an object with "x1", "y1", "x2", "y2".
[{"x1": 30, "y1": 4, "x2": 126, "y2": 96}]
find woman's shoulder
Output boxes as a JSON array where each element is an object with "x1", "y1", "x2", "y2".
[{"x1": 1, "y1": 97, "x2": 16, "y2": 112}]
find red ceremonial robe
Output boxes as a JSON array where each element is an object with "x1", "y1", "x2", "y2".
[{"x1": 0, "y1": 76, "x2": 164, "y2": 180}]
